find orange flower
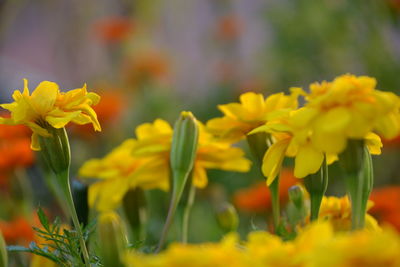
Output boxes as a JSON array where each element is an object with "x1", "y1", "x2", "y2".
[
  {"x1": 0, "y1": 216, "x2": 35, "y2": 245},
  {"x1": 370, "y1": 186, "x2": 400, "y2": 231},
  {"x1": 94, "y1": 16, "x2": 134, "y2": 44},
  {"x1": 0, "y1": 121, "x2": 34, "y2": 188},
  {"x1": 122, "y1": 50, "x2": 169, "y2": 87},
  {"x1": 215, "y1": 14, "x2": 242, "y2": 41},
  {"x1": 234, "y1": 169, "x2": 299, "y2": 212}
]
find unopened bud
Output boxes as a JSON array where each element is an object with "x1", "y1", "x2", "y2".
[
  {"x1": 216, "y1": 202, "x2": 239, "y2": 232},
  {"x1": 288, "y1": 185, "x2": 305, "y2": 210},
  {"x1": 98, "y1": 212, "x2": 127, "y2": 267},
  {"x1": 0, "y1": 231, "x2": 7, "y2": 267},
  {"x1": 170, "y1": 111, "x2": 199, "y2": 174},
  {"x1": 170, "y1": 111, "x2": 199, "y2": 200}
]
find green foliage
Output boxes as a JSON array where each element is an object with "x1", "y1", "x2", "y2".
[{"x1": 7, "y1": 207, "x2": 99, "y2": 267}]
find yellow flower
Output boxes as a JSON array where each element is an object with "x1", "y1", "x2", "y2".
[
  {"x1": 206, "y1": 91, "x2": 300, "y2": 142},
  {"x1": 131, "y1": 118, "x2": 251, "y2": 188},
  {"x1": 317, "y1": 195, "x2": 379, "y2": 232},
  {"x1": 252, "y1": 89, "x2": 383, "y2": 183},
  {"x1": 0, "y1": 79, "x2": 101, "y2": 150},
  {"x1": 305, "y1": 74, "x2": 400, "y2": 154},
  {"x1": 79, "y1": 139, "x2": 169, "y2": 211}
]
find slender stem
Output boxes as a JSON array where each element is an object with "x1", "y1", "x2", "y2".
[
  {"x1": 156, "y1": 192, "x2": 179, "y2": 253},
  {"x1": 182, "y1": 183, "x2": 196, "y2": 243},
  {"x1": 57, "y1": 170, "x2": 90, "y2": 267},
  {"x1": 269, "y1": 177, "x2": 280, "y2": 230}
]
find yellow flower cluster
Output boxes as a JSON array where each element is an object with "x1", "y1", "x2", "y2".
[
  {"x1": 80, "y1": 119, "x2": 251, "y2": 211},
  {"x1": 0, "y1": 79, "x2": 101, "y2": 150},
  {"x1": 126, "y1": 222, "x2": 400, "y2": 267},
  {"x1": 213, "y1": 74, "x2": 399, "y2": 183}
]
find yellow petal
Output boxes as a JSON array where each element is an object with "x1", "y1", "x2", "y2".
[
  {"x1": 31, "y1": 81, "x2": 59, "y2": 114},
  {"x1": 365, "y1": 132, "x2": 382, "y2": 155},
  {"x1": 193, "y1": 165, "x2": 208, "y2": 188},
  {"x1": 88, "y1": 178, "x2": 129, "y2": 211},
  {"x1": 240, "y1": 92, "x2": 265, "y2": 113},
  {"x1": 294, "y1": 143, "x2": 324, "y2": 178},
  {"x1": 45, "y1": 109, "x2": 82, "y2": 128},
  {"x1": 262, "y1": 138, "x2": 290, "y2": 186}
]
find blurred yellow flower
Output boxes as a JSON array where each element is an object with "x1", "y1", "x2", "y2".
[
  {"x1": 131, "y1": 118, "x2": 252, "y2": 188},
  {"x1": 126, "y1": 222, "x2": 400, "y2": 267},
  {"x1": 317, "y1": 196, "x2": 379, "y2": 232},
  {"x1": 0, "y1": 79, "x2": 101, "y2": 150},
  {"x1": 79, "y1": 139, "x2": 169, "y2": 211},
  {"x1": 305, "y1": 74, "x2": 400, "y2": 154},
  {"x1": 206, "y1": 91, "x2": 300, "y2": 142}
]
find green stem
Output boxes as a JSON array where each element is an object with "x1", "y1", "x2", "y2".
[
  {"x1": 304, "y1": 159, "x2": 328, "y2": 221},
  {"x1": 156, "y1": 171, "x2": 189, "y2": 252},
  {"x1": 57, "y1": 170, "x2": 90, "y2": 267},
  {"x1": 269, "y1": 177, "x2": 280, "y2": 230},
  {"x1": 182, "y1": 183, "x2": 196, "y2": 244}
]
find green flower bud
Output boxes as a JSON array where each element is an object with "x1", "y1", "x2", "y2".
[
  {"x1": 170, "y1": 111, "x2": 199, "y2": 201},
  {"x1": 98, "y1": 212, "x2": 128, "y2": 267},
  {"x1": 170, "y1": 111, "x2": 199, "y2": 174},
  {"x1": 216, "y1": 202, "x2": 239, "y2": 233},
  {"x1": 0, "y1": 231, "x2": 7, "y2": 267}
]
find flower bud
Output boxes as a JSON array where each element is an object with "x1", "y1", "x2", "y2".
[
  {"x1": 98, "y1": 212, "x2": 128, "y2": 267},
  {"x1": 0, "y1": 231, "x2": 7, "y2": 267},
  {"x1": 215, "y1": 202, "x2": 239, "y2": 233},
  {"x1": 170, "y1": 111, "x2": 199, "y2": 200},
  {"x1": 288, "y1": 185, "x2": 305, "y2": 210},
  {"x1": 246, "y1": 132, "x2": 271, "y2": 166},
  {"x1": 170, "y1": 111, "x2": 199, "y2": 174}
]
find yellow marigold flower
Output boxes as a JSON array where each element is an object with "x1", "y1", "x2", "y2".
[
  {"x1": 317, "y1": 195, "x2": 379, "y2": 232},
  {"x1": 252, "y1": 107, "x2": 383, "y2": 182},
  {"x1": 305, "y1": 74, "x2": 400, "y2": 154},
  {"x1": 131, "y1": 118, "x2": 251, "y2": 188},
  {"x1": 0, "y1": 79, "x2": 101, "y2": 150},
  {"x1": 79, "y1": 139, "x2": 169, "y2": 211},
  {"x1": 206, "y1": 91, "x2": 300, "y2": 142}
]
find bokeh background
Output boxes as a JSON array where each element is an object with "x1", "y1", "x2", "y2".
[{"x1": 1, "y1": 0, "x2": 400, "y2": 261}]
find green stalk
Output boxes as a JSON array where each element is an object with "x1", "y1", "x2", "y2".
[
  {"x1": 269, "y1": 177, "x2": 280, "y2": 229},
  {"x1": 247, "y1": 132, "x2": 280, "y2": 229},
  {"x1": 182, "y1": 183, "x2": 196, "y2": 244},
  {"x1": 304, "y1": 158, "x2": 328, "y2": 221},
  {"x1": 57, "y1": 170, "x2": 90, "y2": 267},
  {"x1": 340, "y1": 140, "x2": 373, "y2": 230},
  {"x1": 156, "y1": 170, "x2": 189, "y2": 252}
]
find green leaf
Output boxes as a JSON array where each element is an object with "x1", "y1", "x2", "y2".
[{"x1": 37, "y1": 207, "x2": 50, "y2": 231}]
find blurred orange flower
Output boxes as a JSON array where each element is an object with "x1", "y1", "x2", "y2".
[
  {"x1": 94, "y1": 16, "x2": 134, "y2": 44},
  {"x1": 0, "y1": 216, "x2": 35, "y2": 245},
  {"x1": 234, "y1": 169, "x2": 299, "y2": 212},
  {"x1": 0, "y1": 121, "x2": 34, "y2": 188},
  {"x1": 216, "y1": 14, "x2": 242, "y2": 41},
  {"x1": 370, "y1": 186, "x2": 400, "y2": 231},
  {"x1": 122, "y1": 50, "x2": 169, "y2": 87}
]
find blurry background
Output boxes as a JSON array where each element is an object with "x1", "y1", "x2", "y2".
[{"x1": 0, "y1": 0, "x2": 400, "y2": 257}]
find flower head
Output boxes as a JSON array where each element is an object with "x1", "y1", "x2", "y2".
[
  {"x1": 79, "y1": 139, "x2": 169, "y2": 211},
  {"x1": 131, "y1": 118, "x2": 251, "y2": 188},
  {"x1": 206, "y1": 91, "x2": 300, "y2": 142},
  {"x1": 0, "y1": 79, "x2": 101, "y2": 150}
]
